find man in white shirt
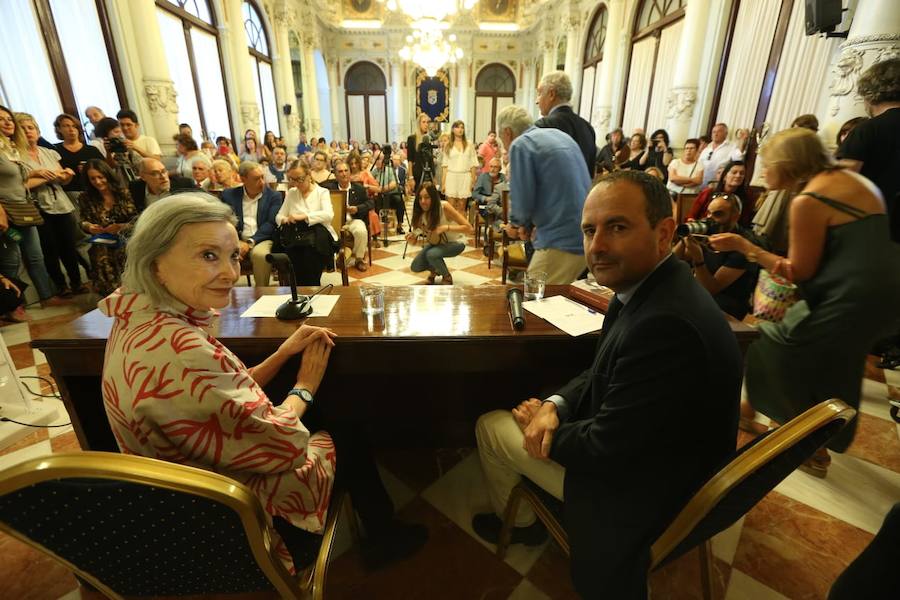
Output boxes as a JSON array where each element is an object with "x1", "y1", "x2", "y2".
[
  {"x1": 701, "y1": 123, "x2": 744, "y2": 187},
  {"x1": 333, "y1": 160, "x2": 372, "y2": 271},
  {"x1": 116, "y1": 109, "x2": 162, "y2": 160}
]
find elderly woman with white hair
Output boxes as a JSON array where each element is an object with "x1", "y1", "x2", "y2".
[{"x1": 100, "y1": 193, "x2": 426, "y2": 573}]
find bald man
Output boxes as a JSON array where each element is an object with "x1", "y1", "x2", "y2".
[{"x1": 129, "y1": 157, "x2": 197, "y2": 211}]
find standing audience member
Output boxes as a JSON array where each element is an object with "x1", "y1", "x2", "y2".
[
  {"x1": 596, "y1": 128, "x2": 625, "y2": 174},
  {"x1": 640, "y1": 129, "x2": 674, "y2": 181},
  {"x1": 687, "y1": 160, "x2": 752, "y2": 225},
  {"x1": 77, "y1": 159, "x2": 139, "y2": 297},
  {"x1": 534, "y1": 71, "x2": 597, "y2": 178},
  {"x1": 701, "y1": 123, "x2": 744, "y2": 186},
  {"x1": 92, "y1": 117, "x2": 142, "y2": 182},
  {"x1": 441, "y1": 120, "x2": 479, "y2": 215},
  {"x1": 220, "y1": 161, "x2": 282, "y2": 287},
  {"x1": 53, "y1": 113, "x2": 104, "y2": 198},
  {"x1": 478, "y1": 132, "x2": 499, "y2": 174},
  {"x1": 371, "y1": 152, "x2": 404, "y2": 234},
  {"x1": 667, "y1": 138, "x2": 705, "y2": 194},
  {"x1": 265, "y1": 146, "x2": 289, "y2": 184},
  {"x1": 16, "y1": 113, "x2": 86, "y2": 296},
  {"x1": 0, "y1": 105, "x2": 63, "y2": 306},
  {"x1": 276, "y1": 161, "x2": 336, "y2": 286},
  {"x1": 172, "y1": 134, "x2": 202, "y2": 179},
  {"x1": 407, "y1": 183, "x2": 473, "y2": 285},
  {"x1": 498, "y1": 105, "x2": 590, "y2": 284},
  {"x1": 710, "y1": 128, "x2": 900, "y2": 476},
  {"x1": 836, "y1": 58, "x2": 900, "y2": 242},
  {"x1": 130, "y1": 158, "x2": 196, "y2": 211},
  {"x1": 116, "y1": 110, "x2": 161, "y2": 160},
  {"x1": 332, "y1": 160, "x2": 371, "y2": 272},
  {"x1": 240, "y1": 137, "x2": 264, "y2": 163},
  {"x1": 791, "y1": 114, "x2": 819, "y2": 131},
  {"x1": 406, "y1": 113, "x2": 434, "y2": 192},
  {"x1": 261, "y1": 131, "x2": 276, "y2": 161},
  {"x1": 84, "y1": 106, "x2": 105, "y2": 140},
  {"x1": 177, "y1": 123, "x2": 194, "y2": 141},
  {"x1": 473, "y1": 170, "x2": 741, "y2": 598},
  {"x1": 620, "y1": 133, "x2": 648, "y2": 171},
  {"x1": 835, "y1": 117, "x2": 867, "y2": 147}
]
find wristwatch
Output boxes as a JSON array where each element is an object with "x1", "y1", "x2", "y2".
[{"x1": 287, "y1": 387, "x2": 314, "y2": 405}]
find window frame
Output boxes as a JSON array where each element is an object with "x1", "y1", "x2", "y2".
[
  {"x1": 344, "y1": 61, "x2": 388, "y2": 143},
  {"x1": 474, "y1": 63, "x2": 517, "y2": 137},
  {"x1": 243, "y1": 0, "x2": 279, "y2": 136}
]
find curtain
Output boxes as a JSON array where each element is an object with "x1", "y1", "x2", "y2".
[
  {"x1": 646, "y1": 19, "x2": 684, "y2": 133},
  {"x1": 258, "y1": 61, "x2": 280, "y2": 137},
  {"x1": 157, "y1": 9, "x2": 203, "y2": 137},
  {"x1": 346, "y1": 95, "x2": 366, "y2": 142},
  {"x1": 716, "y1": 0, "x2": 782, "y2": 129},
  {"x1": 579, "y1": 66, "x2": 596, "y2": 119},
  {"x1": 367, "y1": 95, "x2": 387, "y2": 144},
  {"x1": 764, "y1": 0, "x2": 839, "y2": 133},
  {"x1": 0, "y1": 0, "x2": 63, "y2": 136},
  {"x1": 474, "y1": 96, "x2": 493, "y2": 142},
  {"x1": 190, "y1": 27, "x2": 231, "y2": 141},
  {"x1": 620, "y1": 37, "x2": 656, "y2": 133}
]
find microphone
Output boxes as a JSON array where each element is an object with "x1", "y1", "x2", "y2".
[
  {"x1": 265, "y1": 253, "x2": 313, "y2": 320},
  {"x1": 507, "y1": 288, "x2": 525, "y2": 330}
]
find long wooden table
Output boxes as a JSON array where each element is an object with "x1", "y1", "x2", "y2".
[{"x1": 31, "y1": 285, "x2": 757, "y2": 451}]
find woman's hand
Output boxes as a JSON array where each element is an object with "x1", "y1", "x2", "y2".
[
  {"x1": 287, "y1": 212, "x2": 308, "y2": 224},
  {"x1": 709, "y1": 233, "x2": 751, "y2": 255},
  {"x1": 103, "y1": 223, "x2": 125, "y2": 235},
  {"x1": 279, "y1": 325, "x2": 336, "y2": 357},
  {"x1": 86, "y1": 223, "x2": 103, "y2": 235},
  {"x1": 295, "y1": 337, "x2": 332, "y2": 396},
  {"x1": 0, "y1": 277, "x2": 21, "y2": 296},
  {"x1": 406, "y1": 232, "x2": 419, "y2": 245}
]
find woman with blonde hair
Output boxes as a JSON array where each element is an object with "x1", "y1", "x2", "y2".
[
  {"x1": 441, "y1": 120, "x2": 479, "y2": 214},
  {"x1": 710, "y1": 128, "x2": 900, "y2": 476},
  {"x1": 208, "y1": 158, "x2": 241, "y2": 191}
]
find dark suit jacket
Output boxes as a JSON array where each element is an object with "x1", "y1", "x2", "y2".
[
  {"x1": 549, "y1": 255, "x2": 742, "y2": 598},
  {"x1": 220, "y1": 186, "x2": 283, "y2": 245},
  {"x1": 321, "y1": 181, "x2": 372, "y2": 222},
  {"x1": 535, "y1": 105, "x2": 597, "y2": 178},
  {"x1": 129, "y1": 177, "x2": 197, "y2": 212}
]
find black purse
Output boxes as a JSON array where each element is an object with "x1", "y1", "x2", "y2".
[{"x1": 279, "y1": 221, "x2": 316, "y2": 249}]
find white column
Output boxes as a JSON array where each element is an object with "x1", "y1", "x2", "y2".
[
  {"x1": 223, "y1": 0, "x2": 260, "y2": 134},
  {"x1": 127, "y1": 0, "x2": 179, "y2": 154},
  {"x1": 389, "y1": 61, "x2": 405, "y2": 144},
  {"x1": 821, "y1": 0, "x2": 900, "y2": 146},
  {"x1": 541, "y1": 37, "x2": 556, "y2": 81},
  {"x1": 327, "y1": 57, "x2": 342, "y2": 141},
  {"x1": 272, "y1": 3, "x2": 298, "y2": 147},
  {"x1": 563, "y1": 16, "x2": 583, "y2": 103},
  {"x1": 593, "y1": 0, "x2": 626, "y2": 137},
  {"x1": 664, "y1": 0, "x2": 709, "y2": 148},
  {"x1": 454, "y1": 59, "x2": 471, "y2": 123},
  {"x1": 303, "y1": 40, "x2": 322, "y2": 137}
]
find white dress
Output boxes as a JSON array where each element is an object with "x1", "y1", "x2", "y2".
[{"x1": 441, "y1": 142, "x2": 478, "y2": 198}]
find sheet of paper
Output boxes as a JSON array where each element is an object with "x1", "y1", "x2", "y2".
[
  {"x1": 240, "y1": 294, "x2": 340, "y2": 318},
  {"x1": 523, "y1": 295, "x2": 606, "y2": 337}
]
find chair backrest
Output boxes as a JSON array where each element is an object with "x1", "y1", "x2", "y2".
[
  {"x1": 329, "y1": 189, "x2": 348, "y2": 234},
  {"x1": 674, "y1": 193, "x2": 698, "y2": 224},
  {"x1": 501, "y1": 189, "x2": 510, "y2": 221},
  {"x1": 0, "y1": 452, "x2": 302, "y2": 599},
  {"x1": 649, "y1": 399, "x2": 856, "y2": 570}
]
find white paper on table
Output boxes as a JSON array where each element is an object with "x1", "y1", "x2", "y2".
[
  {"x1": 523, "y1": 295, "x2": 606, "y2": 337},
  {"x1": 239, "y1": 294, "x2": 340, "y2": 318}
]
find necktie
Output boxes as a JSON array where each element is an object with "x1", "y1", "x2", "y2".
[{"x1": 603, "y1": 295, "x2": 623, "y2": 332}]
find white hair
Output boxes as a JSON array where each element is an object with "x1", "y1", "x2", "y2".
[
  {"x1": 539, "y1": 71, "x2": 573, "y2": 103},
  {"x1": 121, "y1": 193, "x2": 237, "y2": 307},
  {"x1": 496, "y1": 105, "x2": 534, "y2": 139}
]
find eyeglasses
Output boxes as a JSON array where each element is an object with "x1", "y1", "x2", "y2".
[
  {"x1": 288, "y1": 175, "x2": 310, "y2": 184},
  {"x1": 145, "y1": 169, "x2": 167, "y2": 177}
]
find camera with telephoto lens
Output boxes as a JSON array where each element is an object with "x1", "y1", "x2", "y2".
[
  {"x1": 676, "y1": 219, "x2": 720, "y2": 237},
  {"x1": 381, "y1": 144, "x2": 392, "y2": 159},
  {"x1": 106, "y1": 136, "x2": 128, "y2": 154}
]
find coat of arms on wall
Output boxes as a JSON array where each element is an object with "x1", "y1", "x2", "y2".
[{"x1": 416, "y1": 68, "x2": 450, "y2": 122}]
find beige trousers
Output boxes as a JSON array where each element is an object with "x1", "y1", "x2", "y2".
[
  {"x1": 528, "y1": 248, "x2": 586, "y2": 285},
  {"x1": 475, "y1": 410, "x2": 565, "y2": 527},
  {"x1": 249, "y1": 240, "x2": 274, "y2": 286},
  {"x1": 344, "y1": 218, "x2": 368, "y2": 259}
]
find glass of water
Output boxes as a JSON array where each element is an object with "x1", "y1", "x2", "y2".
[
  {"x1": 524, "y1": 271, "x2": 547, "y2": 301},
  {"x1": 359, "y1": 283, "x2": 385, "y2": 315}
]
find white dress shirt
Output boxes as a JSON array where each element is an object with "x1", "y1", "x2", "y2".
[
  {"x1": 701, "y1": 141, "x2": 744, "y2": 186},
  {"x1": 276, "y1": 184, "x2": 338, "y2": 241},
  {"x1": 241, "y1": 190, "x2": 262, "y2": 239}
]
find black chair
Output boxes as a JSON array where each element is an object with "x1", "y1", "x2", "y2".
[
  {"x1": 497, "y1": 398, "x2": 857, "y2": 599},
  {"x1": 0, "y1": 452, "x2": 353, "y2": 599}
]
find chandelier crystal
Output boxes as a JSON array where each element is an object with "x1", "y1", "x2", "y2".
[
  {"x1": 380, "y1": 0, "x2": 478, "y2": 22},
  {"x1": 398, "y1": 21, "x2": 464, "y2": 76}
]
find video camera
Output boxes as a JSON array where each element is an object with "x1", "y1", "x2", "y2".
[
  {"x1": 105, "y1": 136, "x2": 129, "y2": 155},
  {"x1": 676, "y1": 219, "x2": 720, "y2": 237}
]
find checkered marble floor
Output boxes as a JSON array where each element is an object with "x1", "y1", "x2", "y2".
[{"x1": 2, "y1": 247, "x2": 899, "y2": 599}]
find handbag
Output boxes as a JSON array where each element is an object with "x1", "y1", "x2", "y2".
[
  {"x1": 0, "y1": 198, "x2": 44, "y2": 227},
  {"x1": 279, "y1": 221, "x2": 316, "y2": 249},
  {"x1": 752, "y1": 268, "x2": 798, "y2": 322}
]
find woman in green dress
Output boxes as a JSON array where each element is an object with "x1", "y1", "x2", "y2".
[{"x1": 710, "y1": 128, "x2": 900, "y2": 477}]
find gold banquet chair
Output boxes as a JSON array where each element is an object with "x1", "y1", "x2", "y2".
[
  {"x1": 0, "y1": 452, "x2": 353, "y2": 600},
  {"x1": 329, "y1": 189, "x2": 371, "y2": 286},
  {"x1": 497, "y1": 399, "x2": 857, "y2": 599},
  {"x1": 487, "y1": 189, "x2": 529, "y2": 282}
]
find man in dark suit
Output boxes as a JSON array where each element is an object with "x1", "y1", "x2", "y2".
[
  {"x1": 473, "y1": 171, "x2": 742, "y2": 598},
  {"x1": 220, "y1": 161, "x2": 283, "y2": 286},
  {"x1": 129, "y1": 157, "x2": 197, "y2": 211},
  {"x1": 322, "y1": 160, "x2": 372, "y2": 271},
  {"x1": 534, "y1": 71, "x2": 597, "y2": 179}
]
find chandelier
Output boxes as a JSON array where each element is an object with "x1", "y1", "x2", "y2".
[
  {"x1": 379, "y1": 0, "x2": 478, "y2": 22},
  {"x1": 398, "y1": 22, "x2": 464, "y2": 76}
]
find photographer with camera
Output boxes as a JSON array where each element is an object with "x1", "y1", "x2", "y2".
[
  {"x1": 92, "y1": 117, "x2": 142, "y2": 183},
  {"x1": 406, "y1": 113, "x2": 435, "y2": 193},
  {"x1": 674, "y1": 193, "x2": 757, "y2": 319},
  {"x1": 371, "y1": 148, "x2": 406, "y2": 235},
  {"x1": 116, "y1": 110, "x2": 161, "y2": 160},
  {"x1": 407, "y1": 183, "x2": 473, "y2": 285},
  {"x1": 639, "y1": 129, "x2": 674, "y2": 182}
]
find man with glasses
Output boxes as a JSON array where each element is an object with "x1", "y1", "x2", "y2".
[
  {"x1": 129, "y1": 158, "x2": 196, "y2": 211},
  {"x1": 221, "y1": 162, "x2": 283, "y2": 286},
  {"x1": 328, "y1": 160, "x2": 372, "y2": 271}
]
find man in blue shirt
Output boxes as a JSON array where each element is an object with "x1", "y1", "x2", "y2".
[
  {"x1": 497, "y1": 105, "x2": 591, "y2": 284},
  {"x1": 295, "y1": 133, "x2": 312, "y2": 156}
]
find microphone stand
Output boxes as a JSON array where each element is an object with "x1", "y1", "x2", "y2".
[{"x1": 266, "y1": 253, "x2": 311, "y2": 320}]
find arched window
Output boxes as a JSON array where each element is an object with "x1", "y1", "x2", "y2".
[
  {"x1": 156, "y1": 0, "x2": 233, "y2": 142},
  {"x1": 556, "y1": 39, "x2": 567, "y2": 72},
  {"x1": 244, "y1": 0, "x2": 279, "y2": 136},
  {"x1": 579, "y1": 4, "x2": 608, "y2": 123},
  {"x1": 474, "y1": 64, "x2": 516, "y2": 143},
  {"x1": 620, "y1": 0, "x2": 686, "y2": 133},
  {"x1": 344, "y1": 62, "x2": 387, "y2": 143}
]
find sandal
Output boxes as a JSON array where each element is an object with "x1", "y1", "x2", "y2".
[{"x1": 441, "y1": 274, "x2": 454, "y2": 285}]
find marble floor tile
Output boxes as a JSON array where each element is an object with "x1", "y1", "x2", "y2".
[
  {"x1": 649, "y1": 546, "x2": 731, "y2": 600},
  {"x1": 774, "y1": 450, "x2": 900, "y2": 534},
  {"x1": 326, "y1": 498, "x2": 524, "y2": 599},
  {"x1": 49, "y1": 431, "x2": 81, "y2": 454},
  {"x1": 0, "y1": 439, "x2": 53, "y2": 471},
  {"x1": 377, "y1": 447, "x2": 472, "y2": 493},
  {"x1": 420, "y1": 453, "x2": 549, "y2": 576},
  {"x1": 444, "y1": 254, "x2": 482, "y2": 270},
  {"x1": 448, "y1": 271, "x2": 491, "y2": 287},
  {"x1": 844, "y1": 412, "x2": 900, "y2": 473},
  {"x1": 0, "y1": 533, "x2": 79, "y2": 600},
  {"x1": 7, "y1": 342, "x2": 35, "y2": 370},
  {"x1": 863, "y1": 355, "x2": 886, "y2": 383},
  {"x1": 733, "y1": 492, "x2": 872, "y2": 600},
  {"x1": 508, "y1": 578, "x2": 551, "y2": 600},
  {"x1": 883, "y1": 365, "x2": 900, "y2": 390},
  {"x1": 371, "y1": 254, "x2": 419, "y2": 271},
  {"x1": 711, "y1": 516, "x2": 746, "y2": 564},
  {"x1": 0, "y1": 322, "x2": 32, "y2": 347},
  {"x1": 523, "y1": 541, "x2": 579, "y2": 600},
  {"x1": 0, "y1": 428, "x2": 48, "y2": 458},
  {"x1": 724, "y1": 569, "x2": 790, "y2": 600},
  {"x1": 859, "y1": 377, "x2": 892, "y2": 421},
  {"x1": 25, "y1": 311, "x2": 85, "y2": 340}
]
